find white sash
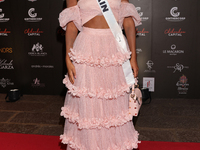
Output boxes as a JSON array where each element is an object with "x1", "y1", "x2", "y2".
[{"x1": 96, "y1": 0, "x2": 135, "y2": 86}]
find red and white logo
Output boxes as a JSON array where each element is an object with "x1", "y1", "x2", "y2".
[
  {"x1": 136, "y1": 28, "x2": 149, "y2": 37},
  {"x1": 0, "y1": 0, "x2": 5, "y2": 3},
  {"x1": 164, "y1": 28, "x2": 186, "y2": 37},
  {"x1": 24, "y1": 28, "x2": 44, "y2": 36},
  {"x1": 0, "y1": 28, "x2": 11, "y2": 36}
]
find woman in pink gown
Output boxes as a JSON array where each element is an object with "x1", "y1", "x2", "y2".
[{"x1": 59, "y1": 0, "x2": 142, "y2": 149}]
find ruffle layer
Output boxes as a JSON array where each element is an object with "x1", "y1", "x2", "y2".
[
  {"x1": 61, "y1": 106, "x2": 132, "y2": 129},
  {"x1": 60, "y1": 134, "x2": 140, "y2": 150},
  {"x1": 119, "y1": 2, "x2": 142, "y2": 28},
  {"x1": 108, "y1": 138, "x2": 140, "y2": 150},
  {"x1": 68, "y1": 48, "x2": 131, "y2": 67},
  {"x1": 59, "y1": 5, "x2": 82, "y2": 31},
  {"x1": 60, "y1": 135, "x2": 86, "y2": 150},
  {"x1": 63, "y1": 75, "x2": 130, "y2": 99}
]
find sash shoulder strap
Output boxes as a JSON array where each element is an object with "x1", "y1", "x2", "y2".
[
  {"x1": 96, "y1": 0, "x2": 135, "y2": 86},
  {"x1": 96, "y1": 0, "x2": 127, "y2": 53}
]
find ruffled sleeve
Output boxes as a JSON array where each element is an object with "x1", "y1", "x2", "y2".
[
  {"x1": 59, "y1": 5, "x2": 82, "y2": 31},
  {"x1": 119, "y1": 2, "x2": 142, "y2": 29}
]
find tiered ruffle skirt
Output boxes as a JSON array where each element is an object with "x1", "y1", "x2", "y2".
[{"x1": 60, "y1": 27, "x2": 140, "y2": 150}]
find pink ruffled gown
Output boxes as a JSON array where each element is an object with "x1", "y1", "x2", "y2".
[{"x1": 59, "y1": 0, "x2": 142, "y2": 149}]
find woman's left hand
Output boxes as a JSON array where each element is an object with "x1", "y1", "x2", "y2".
[{"x1": 130, "y1": 58, "x2": 139, "y2": 78}]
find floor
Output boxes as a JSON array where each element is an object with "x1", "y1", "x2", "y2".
[{"x1": 0, "y1": 93, "x2": 200, "y2": 143}]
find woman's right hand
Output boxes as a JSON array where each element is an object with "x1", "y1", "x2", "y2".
[
  {"x1": 64, "y1": 0, "x2": 79, "y2": 84},
  {"x1": 66, "y1": 59, "x2": 76, "y2": 84}
]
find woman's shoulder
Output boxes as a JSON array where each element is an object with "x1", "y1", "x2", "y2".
[{"x1": 66, "y1": 0, "x2": 78, "y2": 8}]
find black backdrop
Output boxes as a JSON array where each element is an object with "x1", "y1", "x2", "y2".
[{"x1": 0, "y1": 0, "x2": 200, "y2": 98}]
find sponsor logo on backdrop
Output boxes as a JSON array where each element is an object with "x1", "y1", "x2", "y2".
[
  {"x1": 28, "y1": 0, "x2": 37, "y2": 2},
  {"x1": 24, "y1": 8, "x2": 42, "y2": 22},
  {"x1": 0, "y1": 59, "x2": 14, "y2": 69},
  {"x1": 0, "y1": 9, "x2": 4, "y2": 18},
  {"x1": 167, "y1": 63, "x2": 189, "y2": 73},
  {"x1": 136, "y1": 28, "x2": 149, "y2": 36},
  {"x1": 164, "y1": 28, "x2": 186, "y2": 37},
  {"x1": 136, "y1": 48, "x2": 142, "y2": 54},
  {"x1": 136, "y1": 7, "x2": 149, "y2": 21},
  {"x1": 28, "y1": 43, "x2": 47, "y2": 56},
  {"x1": 24, "y1": 28, "x2": 43, "y2": 36},
  {"x1": 0, "y1": 9, "x2": 10, "y2": 22},
  {"x1": 0, "y1": 28, "x2": 11, "y2": 36},
  {"x1": 143, "y1": 77, "x2": 155, "y2": 92},
  {"x1": 176, "y1": 75, "x2": 189, "y2": 94},
  {"x1": 166, "y1": 7, "x2": 186, "y2": 22},
  {"x1": 144, "y1": 60, "x2": 156, "y2": 73},
  {"x1": 57, "y1": 28, "x2": 65, "y2": 36},
  {"x1": 0, "y1": 0, "x2": 5, "y2": 3},
  {"x1": 31, "y1": 65, "x2": 54, "y2": 69},
  {"x1": 31, "y1": 78, "x2": 45, "y2": 88},
  {"x1": 163, "y1": 44, "x2": 184, "y2": 56},
  {"x1": 0, "y1": 47, "x2": 12, "y2": 53},
  {"x1": 0, "y1": 78, "x2": 14, "y2": 88}
]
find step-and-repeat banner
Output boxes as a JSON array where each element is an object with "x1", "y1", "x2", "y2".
[{"x1": 0, "y1": 0, "x2": 200, "y2": 98}]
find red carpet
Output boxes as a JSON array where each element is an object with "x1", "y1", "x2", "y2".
[
  {"x1": 0, "y1": 132, "x2": 200, "y2": 150},
  {"x1": 138, "y1": 141, "x2": 200, "y2": 150}
]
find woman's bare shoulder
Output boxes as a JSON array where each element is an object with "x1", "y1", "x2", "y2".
[{"x1": 66, "y1": 0, "x2": 78, "y2": 8}]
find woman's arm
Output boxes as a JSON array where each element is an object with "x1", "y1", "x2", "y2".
[
  {"x1": 121, "y1": 0, "x2": 139, "y2": 77},
  {"x1": 65, "y1": 0, "x2": 78, "y2": 84}
]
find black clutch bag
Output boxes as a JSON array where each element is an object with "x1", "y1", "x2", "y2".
[
  {"x1": 141, "y1": 88, "x2": 151, "y2": 105},
  {"x1": 5, "y1": 89, "x2": 22, "y2": 102}
]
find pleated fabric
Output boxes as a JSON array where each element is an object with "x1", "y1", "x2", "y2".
[{"x1": 60, "y1": 27, "x2": 140, "y2": 150}]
